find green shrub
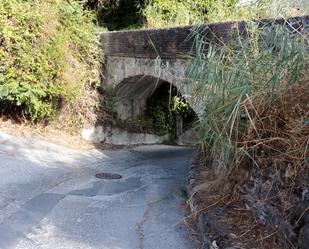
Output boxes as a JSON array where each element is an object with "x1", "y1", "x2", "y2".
[
  {"x1": 142, "y1": 0, "x2": 211, "y2": 28},
  {"x1": 0, "y1": 0, "x2": 98, "y2": 120},
  {"x1": 142, "y1": 0, "x2": 304, "y2": 28},
  {"x1": 86, "y1": 0, "x2": 146, "y2": 30}
]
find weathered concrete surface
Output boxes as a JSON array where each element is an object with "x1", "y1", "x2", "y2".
[
  {"x1": 180, "y1": 128, "x2": 201, "y2": 146},
  {"x1": 82, "y1": 125, "x2": 168, "y2": 145},
  {"x1": 0, "y1": 131, "x2": 195, "y2": 249},
  {"x1": 101, "y1": 15, "x2": 309, "y2": 59}
]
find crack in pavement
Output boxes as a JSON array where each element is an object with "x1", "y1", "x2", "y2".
[
  {"x1": 136, "y1": 204, "x2": 150, "y2": 249},
  {"x1": 135, "y1": 194, "x2": 174, "y2": 249}
]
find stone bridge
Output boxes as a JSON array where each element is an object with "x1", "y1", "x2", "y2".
[
  {"x1": 100, "y1": 16, "x2": 309, "y2": 120},
  {"x1": 100, "y1": 26, "x2": 197, "y2": 119}
]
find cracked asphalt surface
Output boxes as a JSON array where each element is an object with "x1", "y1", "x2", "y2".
[{"x1": 0, "y1": 131, "x2": 195, "y2": 249}]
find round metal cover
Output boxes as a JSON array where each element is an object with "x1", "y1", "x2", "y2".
[{"x1": 95, "y1": 173, "x2": 122, "y2": 180}]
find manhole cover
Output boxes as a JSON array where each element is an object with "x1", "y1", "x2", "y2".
[{"x1": 95, "y1": 173, "x2": 122, "y2": 180}]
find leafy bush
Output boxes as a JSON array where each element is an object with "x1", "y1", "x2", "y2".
[{"x1": 0, "y1": 0, "x2": 98, "y2": 120}]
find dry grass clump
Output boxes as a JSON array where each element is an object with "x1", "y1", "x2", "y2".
[
  {"x1": 188, "y1": 80, "x2": 308, "y2": 249},
  {"x1": 188, "y1": 165, "x2": 282, "y2": 249},
  {"x1": 241, "y1": 81, "x2": 309, "y2": 187}
]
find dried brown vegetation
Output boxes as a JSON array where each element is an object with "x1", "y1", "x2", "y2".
[
  {"x1": 242, "y1": 82, "x2": 309, "y2": 187},
  {"x1": 189, "y1": 80, "x2": 309, "y2": 249}
]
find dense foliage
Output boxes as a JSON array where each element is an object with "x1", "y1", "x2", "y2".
[
  {"x1": 145, "y1": 83, "x2": 196, "y2": 138},
  {"x1": 86, "y1": 0, "x2": 146, "y2": 30},
  {"x1": 142, "y1": 0, "x2": 301, "y2": 28},
  {"x1": 0, "y1": 0, "x2": 98, "y2": 120},
  {"x1": 143, "y1": 0, "x2": 237, "y2": 28},
  {"x1": 88, "y1": 0, "x2": 240, "y2": 29},
  {"x1": 86, "y1": 0, "x2": 302, "y2": 30}
]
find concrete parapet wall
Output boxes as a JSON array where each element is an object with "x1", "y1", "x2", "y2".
[
  {"x1": 82, "y1": 126, "x2": 168, "y2": 145},
  {"x1": 101, "y1": 15, "x2": 309, "y2": 59}
]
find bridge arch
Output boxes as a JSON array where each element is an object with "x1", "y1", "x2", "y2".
[
  {"x1": 104, "y1": 57, "x2": 200, "y2": 118},
  {"x1": 110, "y1": 73, "x2": 199, "y2": 144},
  {"x1": 112, "y1": 74, "x2": 196, "y2": 120}
]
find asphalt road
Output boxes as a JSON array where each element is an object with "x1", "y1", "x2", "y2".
[{"x1": 0, "y1": 131, "x2": 196, "y2": 249}]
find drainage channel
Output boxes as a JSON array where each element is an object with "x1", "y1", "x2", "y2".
[{"x1": 95, "y1": 173, "x2": 123, "y2": 180}]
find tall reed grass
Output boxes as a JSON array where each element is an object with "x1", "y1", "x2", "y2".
[{"x1": 187, "y1": 19, "x2": 309, "y2": 168}]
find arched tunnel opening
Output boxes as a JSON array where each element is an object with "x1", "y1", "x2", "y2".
[
  {"x1": 144, "y1": 82, "x2": 198, "y2": 143},
  {"x1": 110, "y1": 75, "x2": 199, "y2": 144}
]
